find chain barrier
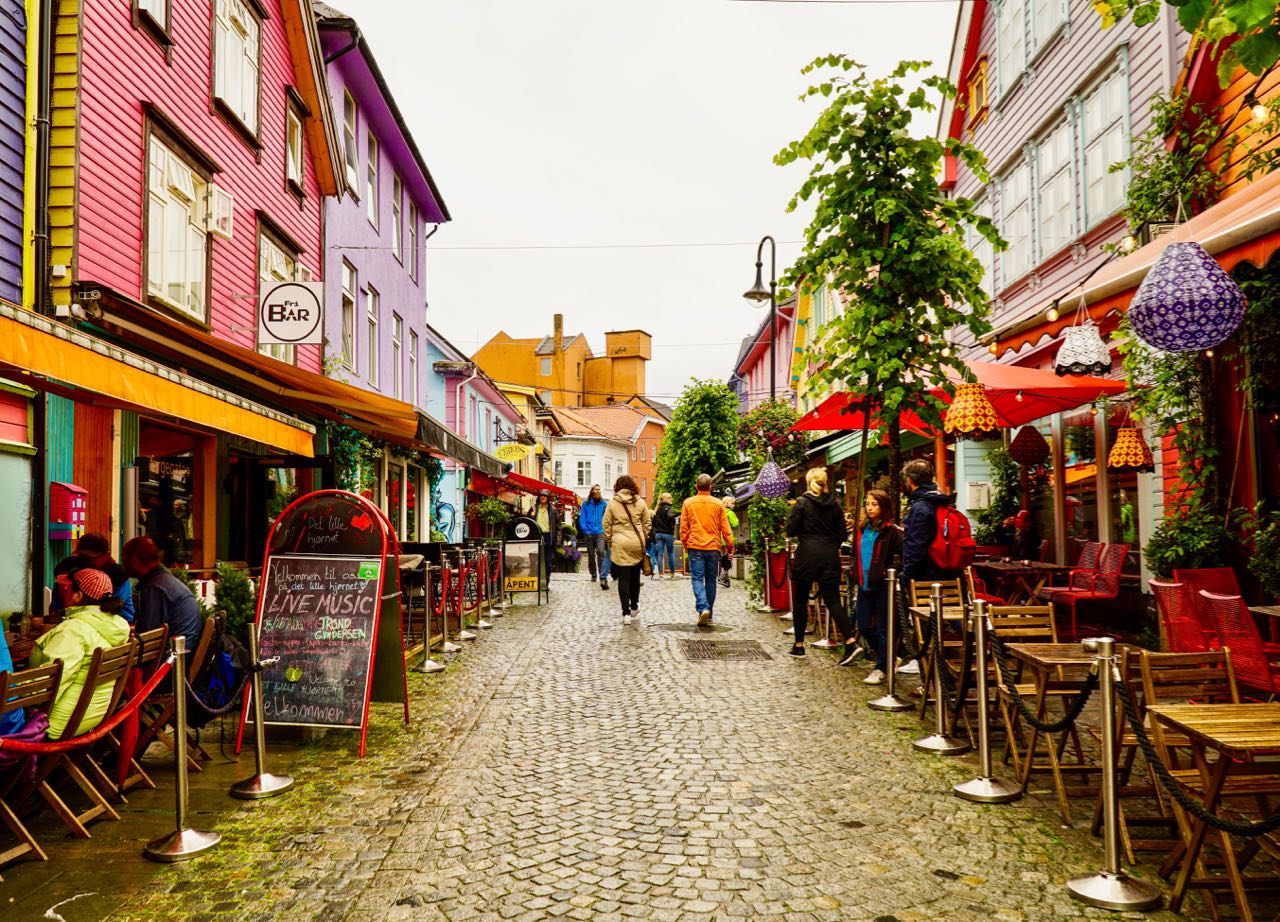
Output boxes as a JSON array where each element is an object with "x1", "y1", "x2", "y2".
[
  {"x1": 183, "y1": 670, "x2": 252, "y2": 718},
  {"x1": 1115, "y1": 681, "x2": 1280, "y2": 837},
  {"x1": 925, "y1": 616, "x2": 958, "y2": 695},
  {"x1": 989, "y1": 631, "x2": 1098, "y2": 734}
]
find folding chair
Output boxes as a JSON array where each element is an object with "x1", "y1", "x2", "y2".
[
  {"x1": 132, "y1": 617, "x2": 218, "y2": 774},
  {"x1": 108, "y1": 626, "x2": 170, "y2": 794},
  {"x1": 0, "y1": 662, "x2": 63, "y2": 871}
]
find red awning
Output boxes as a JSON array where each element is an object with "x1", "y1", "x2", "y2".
[
  {"x1": 793, "y1": 360, "x2": 1127, "y2": 432},
  {"x1": 506, "y1": 471, "x2": 579, "y2": 506}
]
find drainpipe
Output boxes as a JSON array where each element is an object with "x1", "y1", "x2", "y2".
[
  {"x1": 34, "y1": 0, "x2": 53, "y2": 315},
  {"x1": 454, "y1": 365, "x2": 479, "y2": 441}
]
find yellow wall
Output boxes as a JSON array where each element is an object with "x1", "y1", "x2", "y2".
[
  {"x1": 477, "y1": 331, "x2": 647, "y2": 409},
  {"x1": 48, "y1": 0, "x2": 79, "y2": 311}
]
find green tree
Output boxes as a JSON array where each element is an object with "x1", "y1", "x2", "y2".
[
  {"x1": 1092, "y1": 0, "x2": 1279, "y2": 83},
  {"x1": 776, "y1": 57, "x2": 1002, "y2": 514},
  {"x1": 654, "y1": 379, "x2": 741, "y2": 505}
]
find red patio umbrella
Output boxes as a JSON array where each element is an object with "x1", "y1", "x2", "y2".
[{"x1": 792, "y1": 360, "x2": 1127, "y2": 432}]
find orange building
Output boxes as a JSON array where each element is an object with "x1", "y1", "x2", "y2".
[{"x1": 473, "y1": 313, "x2": 652, "y2": 409}]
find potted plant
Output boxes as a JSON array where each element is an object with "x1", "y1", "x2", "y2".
[
  {"x1": 466, "y1": 497, "x2": 512, "y2": 539},
  {"x1": 736, "y1": 401, "x2": 808, "y2": 610},
  {"x1": 1241, "y1": 502, "x2": 1280, "y2": 599}
]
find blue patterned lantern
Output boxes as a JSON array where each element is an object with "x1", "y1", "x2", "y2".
[
  {"x1": 1128, "y1": 242, "x2": 1244, "y2": 352},
  {"x1": 754, "y1": 460, "x2": 791, "y2": 500}
]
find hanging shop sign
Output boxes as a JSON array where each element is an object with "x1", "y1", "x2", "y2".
[
  {"x1": 495, "y1": 443, "x2": 531, "y2": 462},
  {"x1": 258, "y1": 281, "x2": 324, "y2": 346}
]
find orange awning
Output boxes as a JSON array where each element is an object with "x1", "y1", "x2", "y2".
[
  {"x1": 0, "y1": 305, "x2": 315, "y2": 455},
  {"x1": 997, "y1": 168, "x2": 1280, "y2": 356}
]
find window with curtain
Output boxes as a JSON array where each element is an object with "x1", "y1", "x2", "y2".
[
  {"x1": 1000, "y1": 162, "x2": 1031, "y2": 282},
  {"x1": 146, "y1": 138, "x2": 208, "y2": 320},
  {"x1": 1037, "y1": 119, "x2": 1074, "y2": 257},
  {"x1": 1083, "y1": 67, "x2": 1128, "y2": 225},
  {"x1": 213, "y1": 0, "x2": 260, "y2": 132}
]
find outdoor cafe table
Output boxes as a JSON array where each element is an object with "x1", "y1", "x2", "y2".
[
  {"x1": 973, "y1": 560, "x2": 1074, "y2": 605},
  {"x1": 1146, "y1": 703, "x2": 1280, "y2": 922},
  {"x1": 1249, "y1": 606, "x2": 1280, "y2": 644},
  {"x1": 1004, "y1": 642, "x2": 1104, "y2": 826}
]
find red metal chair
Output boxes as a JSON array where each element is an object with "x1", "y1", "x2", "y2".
[
  {"x1": 1200, "y1": 590, "x2": 1280, "y2": 699},
  {"x1": 1149, "y1": 580, "x2": 1210, "y2": 652},
  {"x1": 1174, "y1": 568, "x2": 1241, "y2": 648},
  {"x1": 1038, "y1": 540, "x2": 1103, "y2": 596},
  {"x1": 965, "y1": 566, "x2": 1005, "y2": 605},
  {"x1": 1041, "y1": 543, "x2": 1128, "y2": 639}
]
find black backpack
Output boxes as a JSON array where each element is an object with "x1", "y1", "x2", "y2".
[{"x1": 186, "y1": 618, "x2": 252, "y2": 730}]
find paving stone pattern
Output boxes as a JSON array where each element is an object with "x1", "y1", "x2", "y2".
[{"x1": 20, "y1": 574, "x2": 1214, "y2": 920}]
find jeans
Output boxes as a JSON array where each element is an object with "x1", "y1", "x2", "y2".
[
  {"x1": 688, "y1": 549, "x2": 721, "y2": 613},
  {"x1": 541, "y1": 536, "x2": 554, "y2": 584},
  {"x1": 653, "y1": 533, "x2": 675, "y2": 574},
  {"x1": 614, "y1": 563, "x2": 641, "y2": 613},
  {"x1": 790, "y1": 565, "x2": 852, "y2": 647},
  {"x1": 601, "y1": 546, "x2": 612, "y2": 581},
  {"x1": 855, "y1": 585, "x2": 888, "y2": 670},
  {"x1": 585, "y1": 534, "x2": 607, "y2": 580}
]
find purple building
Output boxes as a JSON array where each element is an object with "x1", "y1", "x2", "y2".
[{"x1": 0, "y1": 0, "x2": 23, "y2": 305}]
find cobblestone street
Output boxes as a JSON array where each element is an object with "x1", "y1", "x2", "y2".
[{"x1": 10, "y1": 574, "x2": 1207, "y2": 921}]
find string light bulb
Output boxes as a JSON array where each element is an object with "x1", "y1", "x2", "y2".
[
  {"x1": 988, "y1": 342, "x2": 998, "y2": 355},
  {"x1": 1205, "y1": 349, "x2": 1214, "y2": 358},
  {"x1": 1046, "y1": 300, "x2": 1060, "y2": 322},
  {"x1": 1090, "y1": 404, "x2": 1099, "y2": 417},
  {"x1": 1120, "y1": 235, "x2": 1138, "y2": 253},
  {"x1": 1015, "y1": 391, "x2": 1024, "y2": 402},
  {"x1": 1247, "y1": 93, "x2": 1268, "y2": 123}
]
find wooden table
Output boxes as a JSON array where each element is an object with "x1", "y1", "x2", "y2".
[
  {"x1": 974, "y1": 560, "x2": 1074, "y2": 604},
  {"x1": 1003, "y1": 642, "x2": 1102, "y2": 825},
  {"x1": 1147, "y1": 703, "x2": 1280, "y2": 921}
]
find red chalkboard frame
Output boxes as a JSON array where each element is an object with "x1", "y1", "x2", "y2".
[{"x1": 237, "y1": 489, "x2": 410, "y2": 758}]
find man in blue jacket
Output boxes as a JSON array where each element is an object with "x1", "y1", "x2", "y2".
[{"x1": 578, "y1": 484, "x2": 610, "y2": 590}]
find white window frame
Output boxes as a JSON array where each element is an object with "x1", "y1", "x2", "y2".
[
  {"x1": 604, "y1": 461, "x2": 612, "y2": 486},
  {"x1": 367, "y1": 285, "x2": 380, "y2": 388},
  {"x1": 285, "y1": 103, "x2": 304, "y2": 190},
  {"x1": 391, "y1": 175, "x2": 403, "y2": 263},
  {"x1": 1036, "y1": 119, "x2": 1075, "y2": 259},
  {"x1": 967, "y1": 195, "x2": 996, "y2": 301},
  {"x1": 213, "y1": 0, "x2": 261, "y2": 133},
  {"x1": 1081, "y1": 57, "x2": 1130, "y2": 228},
  {"x1": 340, "y1": 260, "x2": 356, "y2": 368},
  {"x1": 392, "y1": 313, "x2": 403, "y2": 399},
  {"x1": 409, "y1": 330, "x2": 419, "y2": 406},
  {"x1": 342, "y1": 91, "x2": 359, "y2": 191},
  {"x1": 366, "y1": 133, "x2": 379, "y2": 226},
  {"x1": 407, "y1": 201, "x2": 418, "y2": 281},
  {"x1": 554, "y1": 460, "x2": 563, "y2": 485},
  {"x1": 540, "y1": 357, "x2": 552, "y2": 376},
  {"x1": 1000, "y1": 159, "x2": 1032, "y2": 284},
  {"x1": 146, "y1": 137, "x2": 209, "y2": 321},
  {"x1": 258, "y1": 231, "x2": 301, "y2": 365},
  {"x1": 137, "y1": 0, "x2": 168, "y2": 28},
  {"x1": 995, "y1": 0, "x2": 1026, "y2": 100},
  {"x1": 1031, "y1": 0, "x2": 1067, "y2": 55},
  {"x1": 577, "y1": 461, "x2": 591, "y2": 487}
]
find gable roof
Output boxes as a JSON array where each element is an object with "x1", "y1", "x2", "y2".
[
  {"x1": 283, "y1": 0, "x2": 344, "y2": 196},
  {"x1": 570, "y1": 404, "x2": 662, "y2": 443}
]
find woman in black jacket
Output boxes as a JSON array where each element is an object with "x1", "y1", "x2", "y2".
[
  {"x1": 651, "y1": 493, "x2": 678, "y2": 578},
  {"x1": 852, "y1": 488, "x2": 904, "y2": 684},
  {"x1": 786, "y1": 468, "x2": 857, "y2": 663}
]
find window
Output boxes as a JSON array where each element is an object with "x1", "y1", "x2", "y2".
[
  {"x1": 1037, "y1": 120, "x2": 1075, "y2": 257},
  {"x1": 540, "y1": 357, "x2": 552, "y2": 376},
  {"x1": 408, "y1": 201, "x2": 419, "y2": 281},
  {"x1": 213, "y1": 0, "x2": 261, "y2": 133},
  {"x1": 146, "y1": 137, "x2": 208, "y2": 320},
  {"x1": 539, "y1": 390, "x2": 552, "y2": 404},
  {"x1": 392, "y1": 313, "x2": 403, "y2": 399},
  {"x1": 367, "y1": 286, "x2": 379, "y2": 387},
  {"x1": 603, "y1": 462, "x2": 612, "y2": 486},
  {"x1": 286, "y1": 104, "x2": 304, "y2": 190},
  {"x1": 966, "y1": 57, "x2": 989, "y2": 129},
  {"x1": 1032, "y1": 0, "x2": 1066, "y2": 52},
  {"x1": 1083, "y1": 67, "x2": 1127, "y2": 225},
  {"x1": 484, "y1": 409, "x2": 492, "y2": 449},
  {"x1": 811, "y1": 283, "x2": 827, "y2": 330},
  {"x1": 967, "y1": 196, "x2": 996, "y2": 300},
  {"x1": 391, "y1": 175, "x2": 403, "y2": 263},
  {"x1": 576, "y1": 461, "x2": 591, "y2": 487},
  {"x1": 996, "y1": 0, "x2": 1026, "y2": 97},
  {"x1": 409, "y1": 331, "x2": 418, "y2": 406},
  {"x1": 340, "y1": 261, "x2": 356, "y2": 367},
  {"x1": 136, "y1": 0, "x2": 169, "y2": 35},
  {"x1": 366, "y1": 134, "x2": 379, "y2": 225},
  {"x1": 1000, "y1": 161, "x2": 1031, "y2": 282},
  {"x1": 258, "y1": 231, "x2": 301, "y2": 364},
  {"x1": 642, "y1": 477, "x2": 647, "y2": 497},
  {"x1": 342, "y1": 91, "x2": 359, "y2": 191},
  {"x1": 554, "y1": 460, "x2": 563, "y2": 485}
]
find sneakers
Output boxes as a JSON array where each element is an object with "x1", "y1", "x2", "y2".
[
  {"x1": 631, "y1": 606, "x2": 639, "y2": 615},
  {"x1": 600, "y1": 580, "x2": 609, "y2": 591},
  {"x1": 838, "y1": 645, "x2": 863, "y2": 668},
  {"x1": 622, "y1": 614, "x2": 633, "y2": 625},
  {"x1": 864, "y1": 669, "x2": 885, "y2": 685},
  {"x1": 789, "y1": 645, "x2": 806, "y2": 658},
  {"x1": 897, "y1": 658, "x2": 920, "y2": 675},
  {"x1": 697, "y1": 610, "x2": 712, "y2": 627},
  {"x1": 718, "y1": 577, "x2": 730, "y2": 588}
]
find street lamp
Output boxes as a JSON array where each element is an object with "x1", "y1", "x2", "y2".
[{"x1": 743, "y1": 235, "x2": 777, "y2": 402}]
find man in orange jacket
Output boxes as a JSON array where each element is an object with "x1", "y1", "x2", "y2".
[{"x1": 680, "y1": 473, "x2": 734, "y2": 627}]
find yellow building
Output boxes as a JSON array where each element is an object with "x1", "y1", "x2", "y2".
[
  {"x1": 491, "y1": 381, "x2": 561, "y2": 482},
  {"x1": 474, "y1": 313, "x2": 652, "y2": 409}
]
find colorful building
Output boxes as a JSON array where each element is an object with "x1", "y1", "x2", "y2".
[{"x1": 730, "y1": 297, "x2": 796, "y2": 412}]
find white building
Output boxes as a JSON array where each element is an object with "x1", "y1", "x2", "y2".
[{"x1": 545, "y1": 404, "x2": 665, "y2": 501}]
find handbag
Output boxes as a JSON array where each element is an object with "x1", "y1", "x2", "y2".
[{"x1": 622, "y1": 502, "x2": 653, "y2": 576}]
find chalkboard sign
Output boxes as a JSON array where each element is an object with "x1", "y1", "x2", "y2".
[
  {"x1": 268, "y1": 492, "x2": 385, "y2": 557},
  {"x1": 255, "y1": 554, "x2": 382, "y2": 729}
]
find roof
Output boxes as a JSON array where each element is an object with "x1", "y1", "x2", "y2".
[
  {"x1": 733, "y1": 296, "x2": 797, "y2": 378},
  {"x1": 570, "y1": 404, "x2": 664, "y2": 443},
  {"x1": 533, "y1": 333, "x2": 586, "y2": 356},
  {"x1": 631, "y1": 395, "x2": 673, "y2": 420},
  {"x1": 549, "y1": 406, "x2": 612, "y2": 439}
]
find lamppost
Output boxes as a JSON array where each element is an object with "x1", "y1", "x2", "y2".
[{"x1": 743, "y1": 235, "x2": 777, "y2": 403}]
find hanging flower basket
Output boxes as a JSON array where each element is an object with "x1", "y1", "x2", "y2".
[
  {"x1": 754, "y1": 460, "x2": 792, "y2": 500},
  {"x1": 1107, "y1": 427, "x2": 1155, "y2": 473},
  {"x1": 1055, "y1": 322, "x2": 1112, "y2": 377},
  {"x1": 1128, "y1": 242, "x2": 1245, "y2": 352},
  {"x1": 1008, "y1": 425, "x2": 1050, "y2": 467},
  {"x1": 943, "y1": 382, "x2": 1001, "y2": 441}
]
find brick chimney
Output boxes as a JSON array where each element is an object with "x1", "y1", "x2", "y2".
[{"x1": 553, "y1": 313, "x2": 563, "y2": 353}]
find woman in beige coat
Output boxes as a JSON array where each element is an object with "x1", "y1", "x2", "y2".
[{"x1": 602, "y1": 475, "x2": 653, "y2": 623}]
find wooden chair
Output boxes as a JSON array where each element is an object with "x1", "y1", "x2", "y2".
[
  {"x1": 30, "y1": 641, "x2": 136, "y2": 837},
  {"x1": 131, "y1": 617, "x2": 219, "y2": 776},
  {"x1": 989, "y1": 605, "x2": 1063, "y2": 781},
  {"x1": 1040, "y1": 543, "x2": 1128, "y2": 639},
  {"x1": 1150, "y1": 580, "x2": 1211, "y2": 653},
  {"x1": 0, "y1": 662, "x2": 63, "y2": 872},
  {"x1": 909, "y1": 578, "x2": 965, "y2": 725},
  {"x1": 107, "y1": 626, "x2": 170, "y2": 794}
]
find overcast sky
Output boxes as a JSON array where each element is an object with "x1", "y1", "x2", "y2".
[{"x1": 353, "y1": 0, "x2": 959, "y2": 402}]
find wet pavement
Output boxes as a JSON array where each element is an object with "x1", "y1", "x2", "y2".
[{"x1": 3, "y1": 573, "x2": 1214, "y2": 920}]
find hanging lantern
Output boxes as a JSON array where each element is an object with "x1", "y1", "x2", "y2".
[
  {"x1": 1107, "y1": 427, "x2": 1155, "y2": 473},
  {"x1": 1008, "y1": 425, "x2": 1050, "y2": 467},
  {"x1": 943, "y1": 382, "x2": 1001, "y2": 440},
  {"x1": 1128, "y1": 242, "x2": 1245, "y2": 352},
  {"x1": 754, "y1": 460, "x2": 792, "y2": 500},
  {"x1": 1055, "y1": 322, "x2": 1112, "y2": 377}
]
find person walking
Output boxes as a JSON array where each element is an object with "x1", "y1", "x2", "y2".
[
  {"x1": 533, "y1": 491, "x2": 562, "y2": 589},
  {"x1": 680, "y1": 474, "x2": 733, "y2": 627},
  {"x1": 852, "y1": 489, "x2": 904, "y2": 684},
  {"x1": 651, "y1": 493, "x2": 678, "y2": 578},
  {"x1": 786, "y1": 468, "x2": 858, "y2": 663},
  {"x1": 718, "y1": 495, "x2": 739, "y2": 588},
  {"x1": 602, "y1": 475, "x2": 652, "y2": 624},
  {"x1": 579, "y1": 484, "x2": 610, "y2": 590},
  {"x1": 899, "y1": 459, "x2": 955, "y2": 674}
]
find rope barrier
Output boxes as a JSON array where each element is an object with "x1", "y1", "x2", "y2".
[
  {"x1": 768, "y1": 549, "x2": 789, "y2": 592},
  {"x1": 1116, "y1": 681, "x2": 1280, "y2": 837},
  {"x1": 0, "y1": 657, "x2": 175, "y2": 754},
  {"x1": 432, "y1": 567, "x2": 452, "y2": 618},
  {"x1": 989, "y1": 632, "x2": 1099, "y2": 734}
]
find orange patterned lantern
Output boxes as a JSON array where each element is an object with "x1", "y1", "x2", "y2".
[
  {"x1": 943, "y1": 382, "x2": 1000, "y2": 440},
  {"x1": 1107, "y1": 427, "x2": 1155, "y2": 473}
]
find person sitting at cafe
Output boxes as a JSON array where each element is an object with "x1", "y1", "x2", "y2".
[
  {"x1": 0, "y1": 625, "x2": 24, "y2": 735},
  {"x1": 52, "y1": 532, "x2": 135, "y2": 624},
  {"x1": 122, "y1": 537, "x2": 203, "y2": 644},
  {"x1": 29, "y1": 568, "x2": 131, "y2": 739}
]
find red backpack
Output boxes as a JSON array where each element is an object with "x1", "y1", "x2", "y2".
[{"x1": 929, "y1": 502, "x2": 976, "y2": 570}]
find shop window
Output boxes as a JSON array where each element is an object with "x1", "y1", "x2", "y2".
[
  {"x1": 387, "y1": 459, "x2": 405, "y2": 538},
  {"x1": 1063, "y1": 409, "x2": 1100, "y2": 554},
  {"x1": 1104, "y1": 414, "x2": 1143, "y2": 574},
  {"x1": 137, "y1": 428, "x2": 196, "y2": 567},
  {"x1": 213, "y1": 0, "x2": 261, "y2": 134},
  {"x1": 257, "y1": 230, "x2": 301, "y2": 365},
  {"x1": 1083, "y1": 66, "x2": 1128, "y2": 225},
  {"x1": 1037, "y1": 119, "x2": 1075, "y2": 257},
  {"x1": 342, "y1": 91, "x2": 359, "y2": 191},
  {"x1": 146, "y1": 137, "x2": 210, "y2": 321},
  {"x1": 406, "y1": 463, "x2": 422, "y2": 540}
]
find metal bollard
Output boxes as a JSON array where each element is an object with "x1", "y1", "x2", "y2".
[
  {"x1": 458, "y1": 551, "x2": 478, "y2": 641},
  {"x1": 144, "y1": 635, "x2": 221, "y2": 861},
  {"x1": 869, "y1": 569, "x2": 912, "y2": 712},
  {"x1": 1067, "y1": 637, "x2": 1162, "y2": 911},
  {"x1": 489, "y1": 549, "x2": 505, "y2": 615},
  {"x1": 230, "y1": 623, "x2": 294, "y2": 799},
  {"x1": 953, "y1": 599, "x2": 1021, "y2": 802},
  {"x1": 913, "y1": 583, "x2": 971, "y2": 755},
  {"x1": 415, "y1": 565, "x2": 448, "y2": 674},
  {"x1": 433, "y1": 563, "x2": 461, "y2": 655}
]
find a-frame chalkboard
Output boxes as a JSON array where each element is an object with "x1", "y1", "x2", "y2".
[{"x1": 238, "y1": 490, "x2": 410, "y2": 758}]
